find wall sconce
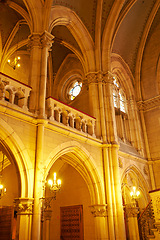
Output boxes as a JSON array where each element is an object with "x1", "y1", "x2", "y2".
[
  {"x1": 48, "y1": 172, "x2": 61, "y2": 200},
  {"x1": 130, "y1": 186, "x2": 140, "y2": 199},
  {"x1": 7, "y1": 56, "x2": 21, "y2": 70}
]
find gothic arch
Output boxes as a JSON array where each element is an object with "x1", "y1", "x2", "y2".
[
  {"x1": 111, "y1": 53, "x2": 135, "y2": 99},
  {"x1": 0, "y1": 118, "x2": 32, "y2": 198},
  {"x1": 44, "y1": 141, "x2": 105, "y2": 205},
  {"x1": 121, "y1": 165, "x2": 150, "y2": 205},
  {"x1": 48, "y1": 6, "x2": 95, "y2": 73}
]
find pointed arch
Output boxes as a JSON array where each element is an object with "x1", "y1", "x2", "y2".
[
  {"x1": 102, "y1": 1, "x2": 124, "y2": 72},
  {"x1": 0, "y1": 118, "x2": 33, "y2": 198},
  {"x1": 44, "y1": 141, "x2": 105, "y2": 205},
  {"x1": 48, "y1": 6, "x2": 95, "y2": 73},
  {"x1": 121, "y1": 164, "x2": 150, "y2": 204}
]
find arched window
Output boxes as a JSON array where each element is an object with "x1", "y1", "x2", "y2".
[{"x1": 113, "y1": 77, "x2": 127, "y2": 113}]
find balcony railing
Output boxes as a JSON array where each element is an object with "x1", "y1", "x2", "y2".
[
  {"x1": 46, "y1": 97, "x2": 96, "y2": 137},
  {"x1": 0, "y1": 73, "x2": 96, "y2": 137},
  {"x1": 0, "y1": 72, "x2": 32, "y2": 110}
]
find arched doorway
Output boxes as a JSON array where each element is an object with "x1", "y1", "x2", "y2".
[
  {"x1": 0, "y1": 147, "x2": 19, "y2": 240},
  {"x1": 45, "y1": 160, "x2": 95, "y2": 239},
  {"x1": 121, "y1": 166, "x2": 150, "y2": 240},
  {"x1": 43, "y1": 143, "x2": 106, "y2": 240}
]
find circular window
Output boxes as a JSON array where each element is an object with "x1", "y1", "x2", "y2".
[{"x1": 69, "y1": 81, "x2": 82, "y2": 100}]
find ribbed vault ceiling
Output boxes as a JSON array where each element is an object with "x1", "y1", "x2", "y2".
[{"x1": 0, "y1": 0, "x2": 160, "y2": 77}]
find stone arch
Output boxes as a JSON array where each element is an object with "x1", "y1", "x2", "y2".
[
  {"x1": 111, "y1": 53, "x2": 135, "y2": 99},
  {"x1": 48, "y1": 6, "x2": 95, "y2": 73},
  {"x1": 0, "y1": 118, "x2": 33, "y2": 198},
  {"x1": 121, "y1": 165, "x2": 150, "y2": 206},
  {"x1": 44, "y1": 141, "x2": 104, "y2": 205}
]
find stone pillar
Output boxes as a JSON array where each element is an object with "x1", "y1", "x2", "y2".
[
  {"x1": 42, "y1": 208, "x2": 52, "y2": 240},
  {"x1": 102, "y1": 146, "x2": 115, "y2": 239},
  {"x1": 103, "y1": 72, "x2": 126, "y2": 239},
  {"x1": 90, "y1": 204, "x2": 109, "y2": 240},
  {"x1": 125, "y1": 203, "x2": 140, "y2": 240},
  {"x1": 39, "y1": 31, "x2": 54, "y2": 118},
  {"x1": 86, "y1": 72, "x2": 101, "y2": 138},
  {"x1": 103, "y1": 72, "x2": 118, "y2": 144},
  {"x1": 110, "y1": 144, "x2": 126, "y2": 240},
  {"x1": 14, "y1": 198, "x2": 33, "y2": 240},
  {"x1": 31, "y1": 120, "x2": 47, "y2": 240},
  {"x1": 28, "y1": 34, "x2": 42, "y2": 113}
]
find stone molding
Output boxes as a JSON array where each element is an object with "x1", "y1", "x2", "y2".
[
  {"x1": 90, "y1": 204, "x2": 107, "y2": 217},
  {"x1": 137, "y1": 95, "x2": 160, "y2": 112},
  {"x1": 14, "y1": 198, "x2": 34, "y2": 215},
  {"x1": 125, "y1": 203, "x2": 139, "y2": 217},
  {"x1": 85, "y1": 71, "x2": 114, "y2": 85}
]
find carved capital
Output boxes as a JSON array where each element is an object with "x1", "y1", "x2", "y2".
[
  {"x1": 86, "y1": 73, "x2": 98, "y2": 84},
  {"x1": 14, "y1": 198, "x2": 34, "y2": 215},
  {"x1": 90, "y1": 204, "x2": 107, "y2": 217},
  {"x1": 125, "y1": 203, "x2": 139, "y2": 217},
  {"x1": 103, "y1": 72, "x2": 114, "y2": 84},
  {"x1": 41, "y1": 31, "x2": 54, "y2": 50},
  {"x1": 28, "y1": 32, "x2": 54, "y2": 51},
  {"x1": 28, "y1": 33, "x2": 42, "y2": 49}
]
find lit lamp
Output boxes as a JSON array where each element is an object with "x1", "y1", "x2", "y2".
[
  {"x1": 7, "y1": 56, "x2": 21, "y2": 70},
  {"x1": 0, "y1": 182, "x2": 6, "y2": 199},
  {"x1": 48, "y1": 172, "x2": 61, "y2": 200},
  {"x1": 130, "y1": 186, "x2": 140, "y2": 199}
]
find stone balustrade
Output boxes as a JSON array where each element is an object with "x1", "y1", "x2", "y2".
[
  {"x1": 0, "y1": 72, "x2": 32, "y2": 110},
  {"x1": 46, "y1": 97, "x2": 96, "y2": 137}
]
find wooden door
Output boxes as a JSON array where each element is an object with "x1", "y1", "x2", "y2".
[
  {"x1": 60, "y1": 205, "x2": 83, "y2": 240},
  {"x1": 0, "y1": 206, "x2": 14, "y2": 240}
]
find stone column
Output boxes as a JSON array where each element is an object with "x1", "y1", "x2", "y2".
[
  {"x1": 14, "y1": 198, "x2": 33, "y2": 240},
  {"x1": 86, "y1": 72, "x2": 101, "y2": 138},
  {"x1": 31, "y1": 119, "x2": 47, "y2": 240},
  {"x1": 28, "y1": 34, "x2": 42, "y2": 113},
  {"x1": 103, "y1": 72, "x2": 118, "y2": 144},
  {"x1": 43, "y1": 209, "x2": 52, "y2": 240},
  {"x1": 39, "y1": 31, "x2": 54, "y2": 118},
  {"x1": 125, "y1": 203, "x2": 140, "y2": 240},
  {"x1": 103, "y1": 72, "x2": 126, "y2": 239},
  {"x1": 102, "y1": 145, "x2": 115, "y2": 239},
  {"x1": 90, "y1": 204, "x2": 109, "y2": 240}
]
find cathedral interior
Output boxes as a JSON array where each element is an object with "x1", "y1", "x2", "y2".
[{"x1": 0, "y1": 0, "x2": 160, "y2": 239}]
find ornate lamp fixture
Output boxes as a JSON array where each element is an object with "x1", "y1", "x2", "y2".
[
  {"x1": 130, "y1": 186, "x2": 140, "y2": 199},
  {"x1": 0, "y1": 153, "x2": 6, "y2": 199},
  {"x1": 7, "y1": 56, "x2": 20, "y2": 70},
  {"x1": 48, "y1": 172, "x2": 61, "y2": 200}
]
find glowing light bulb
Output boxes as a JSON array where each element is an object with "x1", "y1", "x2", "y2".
[
  {"x1": 48, "y1": 179, "x2": 53, "y2": 186},
  {"x1": 57, "y1": 179, "x2": 61, "y2": 187}
]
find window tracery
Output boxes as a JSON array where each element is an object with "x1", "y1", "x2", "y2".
[{"x1": 113, "y1": 77, "x2": 127, "y2": 113}]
